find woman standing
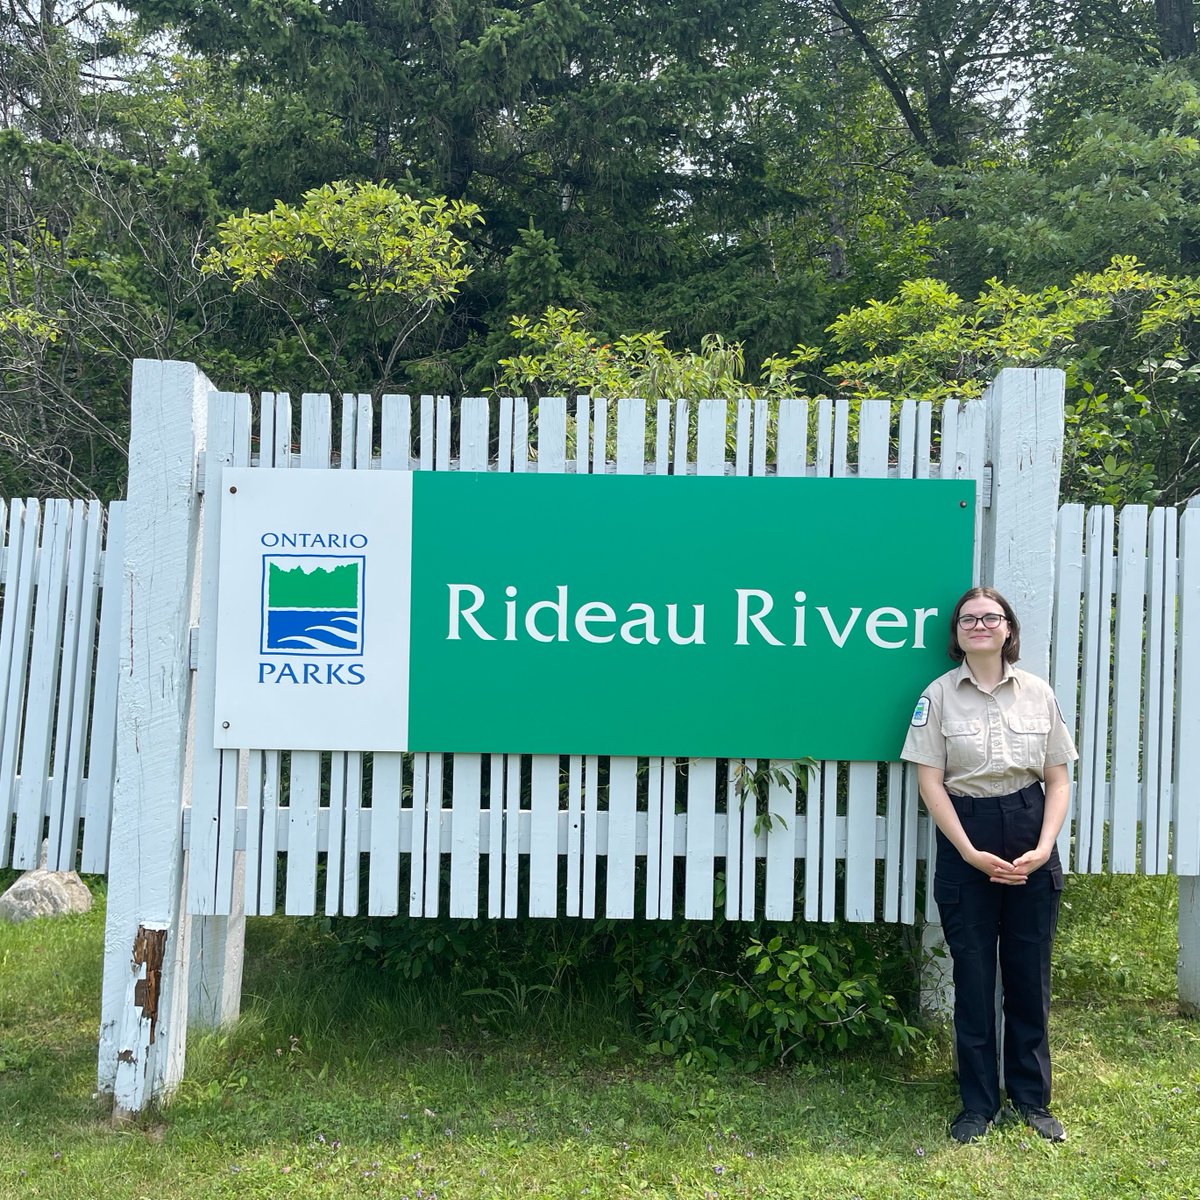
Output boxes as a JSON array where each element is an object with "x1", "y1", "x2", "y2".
[{"x1": 902, "y1": 587, "x2": 1077, "y2": 1145}]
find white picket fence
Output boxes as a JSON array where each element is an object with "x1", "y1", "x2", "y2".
[
  {"x1": 3, "y1": 383, "x2": 1199, "y2": 916},
  {"x1": 0, "y1": 498, "x2": 124, "y2": 875}
]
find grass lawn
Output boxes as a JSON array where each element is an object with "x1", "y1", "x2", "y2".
[{"x1": 1, "y1": 873, "x2": 1196, "y2": 1199}]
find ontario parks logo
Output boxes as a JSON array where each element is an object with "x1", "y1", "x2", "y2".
[{"x1": 260, "y1": 555, "x2": 365, "y2": 656}]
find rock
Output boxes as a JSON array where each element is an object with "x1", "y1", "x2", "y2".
[{"x1": 0, "y1": 868, "x2": 93, "y2": 923}]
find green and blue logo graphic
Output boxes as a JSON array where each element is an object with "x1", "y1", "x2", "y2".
[{"x1": 260, "y1": 555, "x2": 364, "y2": 655}]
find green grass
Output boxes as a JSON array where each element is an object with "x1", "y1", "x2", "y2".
[{"x1": 1, "y1": 875, "x2": 1198, "y2": 1199}]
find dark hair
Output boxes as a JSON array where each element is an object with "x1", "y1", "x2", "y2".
[{"x1": 947, "y1": 587, "x2": 1021, "y2": 664}]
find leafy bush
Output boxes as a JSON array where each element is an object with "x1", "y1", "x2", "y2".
[{"x1": 328, "y1": 896, "x2": 920, "y2": 1069}]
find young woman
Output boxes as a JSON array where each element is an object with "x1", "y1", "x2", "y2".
[{"x1": 902, "y1": 587, "x2": 1077, "y2": 1145}]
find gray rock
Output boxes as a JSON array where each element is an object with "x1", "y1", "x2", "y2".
[{"x1": 0, "y1": 867, "x2": 93, "y2": 923}]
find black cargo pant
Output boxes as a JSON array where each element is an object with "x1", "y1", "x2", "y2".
[{"x1": 934, "y1": 782, "x2": 1063, "y2": 1118}]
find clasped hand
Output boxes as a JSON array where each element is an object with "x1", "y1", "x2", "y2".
[{"x1": 969, "y1": 846, "x2": 1050, "y2": 885}]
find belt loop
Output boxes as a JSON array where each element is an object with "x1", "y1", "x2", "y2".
[{"x1": 961, "y1": 796, "x2": 974, "y2": 818}]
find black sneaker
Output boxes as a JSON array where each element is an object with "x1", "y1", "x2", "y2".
[
  {"x1": 1016, "y1": 1104, "x2": 1066, "y2": 1142},
  {"x1": 949, "y1": 1110, "x2": 992, "y2": 1144}
]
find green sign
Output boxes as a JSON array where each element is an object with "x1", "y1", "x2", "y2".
[
  {"x1": 216, "y1": 470, "x2": 974, "y2": 760},
  {"x1": 407, "y1": 473, "x2": 973, "y2": 761}
]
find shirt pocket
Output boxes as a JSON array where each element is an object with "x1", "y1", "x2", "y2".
[
  {"x1": 1006, "y1": 711, "x2": 1051, "y2": 768},
  {"x1": 940, "y1": 719, "x2": 985, "y2": 774}
]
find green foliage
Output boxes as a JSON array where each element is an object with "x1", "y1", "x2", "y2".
[
  {"x1": 330, "y1": 904, "x2": 918, "y2": 1069},
  {"x1": 202, "y1": 182, "x2": 482, "y2": 391}
]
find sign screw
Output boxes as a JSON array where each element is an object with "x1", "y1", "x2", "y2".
[
  {"x1": 229, "y1": 486, "x2": 237, "y2": 494},
  {"x1": 222, "y1": 721, "x2": 230, "y2": 729},
  {"x1": 959, "y1": 500, "x2": 967, "y2": 508}
]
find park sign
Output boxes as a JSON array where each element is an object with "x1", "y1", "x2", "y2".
[{"x1": 213, "y1": 470, "x2": 974, "y2": 761}]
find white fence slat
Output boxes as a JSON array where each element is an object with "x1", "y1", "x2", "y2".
[
  {"x1": 14, "y1": 500, "x2": 72, "y2": 868},
  {"x1": 487, "y1": 753, "x2": 504, "y2": 917},
  {"x1": 684, "y1": 757, "x2": 716, "y2": 919},
  {"x1": 803, "y1": 763, "x2": 821, "y2": 920},
  {"x1": 940, "y1": 400, "x2": 959, "y2": 480},
  {"x1": 616, "y1": 398, "x2": 646, "y2": 475},
  {"x1": 285, "y1": 751, "x2": 321, "y2": 914},
  {"x1": 857, "y1": 400, "x2": 890, "y2": 477},
  {"x1": 655, "y1": 400, "x2": 671, "y2": 475},
  {"x1": 325, "y1": 752, "x2": 347, "y2": 916},
  {"x1": 741, "y1": 761, "x2": 757, "y2": 920},
  {"x1": 582, "y1": 753, "x2": 600, "y2": 918},
  {"x1": 659, "y1": 758, "x2": 675, "y2": 917},
  {"x1": 409, "y1": 752, "x2": 429, "y2": 916},
  {"x1": 423, "y1": 753, "x2": 443, "y2": 916},
  {"x1": 915, "y1": 401, "x2": 933, "y2": 479},
  {"x1": 257, "y1": 751, "x2": 281, "y2": 915},
  {"x1": 1110, "y1": 506, "x2": 1148, "y2": 872},
  {"x1": 897, "y1": 400, "x2": 916, "y2": 478},
  {"x1": 301, "y1": 394, "x2": 333, "y2": 466},
  {"x1": 539, "y1": 398, "x2": 568, "y2": 472},
  {"x1": 450, "y1": 753, "x2": 482, "y2": 917},
  {"x1": 844, "y1": 761, "x2": 876, "y2": 921},
  {"x1": 1051, "y1": 504, "x2": 1084, "y2": 866},
  {"x1": 504, "y1": 754, "x2": 521, "y2": 917},
  {"x1": 821, "y1": 762, "x2": 837, "y2": 920},
  {"x1": 1075, "y1": 506, "x2": 1111, "y2": 872},
  {"x1": 883, "y1": 761, "x2": 903, "y2": 922},
  {"x1": 419, "y1": 396, "x2": 434, "y2": 471},
  {"x1": 832, "y1": 399, "x2": 849, "y2": 476},
  {"x1": 752, "y1": 398, "x2": 768, "y2": 476},
  {"x1": 696, "y1": 399, "x2": 725, "y2": 476},
  {"x1": 574, "y1": 396, "x2": 590, "y2": 475},
  {"x1": 815, "y1": 398, "x2": 832, "y2": 477},
  {"x1": 776, "y1": 399, "x2": 807, "y2": 477},
  {"x1": 529, "y1": 755, "x2": 558, "y2": 917},
  {"x1": 645, "y1": 756, "x2": 664, "y2": 919},
  {"x1": 341, "y1": 752, "x2": 363, "y2": 916},
  {"x1": 1154, "y1": 509, "x2": 1178, "y2": 873},
  {"x1": 672, "y1": 400, "x2": 689, "y2": 475},
  {"x1": 498, "y1": 397, "x2": 515, "y2": 474},
  {"x1": 244, "y1": 751, "x2": 264, "y2": 916},
  {"x1": 591, "y1": 398, "x2": 608, "y2": 475},
  {"x1": 952, "y1": 400, "x2": 988, "y2": 585},
  {"x1": 899, "y1": 763, "x2": 919, "y2": 925},
  {"x1": 606, "y1": 755, "x2": 637, "y2": 918},
  {"x1": 734, "y1": 400, "x2": 750, "y2": 477},
  {"x1": 381, "y1": 395, "x2": 412, "y2": 469},
  {"x1": 1143, "y1": 508, "x2": 1169, "y2": 873},
  {"x1": 566, "y1": 755, "x2": 583, "y2": 916},
  {"x1": 81, "y1": 501, "x2": 125, "y2": 873},
  {"x1": 0, "y1": 501, "x2": 34, "y2": 861},
  {"x1": 461, "y1": 398, "x2": 489, "y2": 470},
  {"x1": 513, "y1": 399, "x2": 530, "y2": 473},
  {"x1": 764, "y1": 764, "x2": 796, "y2": 920},
  {"x1": 436, "y1": 396, "x2": 451, "y2": 472},
  {"x1": 367, "y1": 751, "x2": 403, "y2": 915},
  {"x1": 1174, "y1": 506, "x2": 1200, "y2": 875},
  {"x1": 724, "y1": 760, "x2": 741, "y2": 920}
]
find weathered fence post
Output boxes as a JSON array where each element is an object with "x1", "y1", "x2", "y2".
[
  {"x1": 1176, "y1": 500, "x2": 1200, "y2": 1016},
  {"x1": 920, "y1": 368, "x2": 1066, "y2": 1019},
  {"x1": 97, "y1": 360, "x2": 210, "y2": 1117}
]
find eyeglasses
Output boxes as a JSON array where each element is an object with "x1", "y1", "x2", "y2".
[{"x1": 957, "y1": 612, "x2": 1006, "y2": 631}]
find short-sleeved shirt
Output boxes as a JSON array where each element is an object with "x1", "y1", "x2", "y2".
[{"x1": 900, "y1": 661, "x2": 1078, "y2": 798}]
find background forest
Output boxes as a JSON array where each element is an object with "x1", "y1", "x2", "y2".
[{"x1": 3, "y1": 0, "x2": 1200, "y2": 504}]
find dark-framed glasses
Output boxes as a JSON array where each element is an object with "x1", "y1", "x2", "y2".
[{"x1": 957, "y1": 612, "x2": 1006, "y2": 631}]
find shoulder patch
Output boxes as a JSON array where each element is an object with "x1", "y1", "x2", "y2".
[{"x1": 911, "y1": 696, "x2": 931, "y2": 727}]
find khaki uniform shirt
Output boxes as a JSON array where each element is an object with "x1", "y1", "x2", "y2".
[{"x1": 900, "y1": 662, "x2": 1078, "y2": 798}]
